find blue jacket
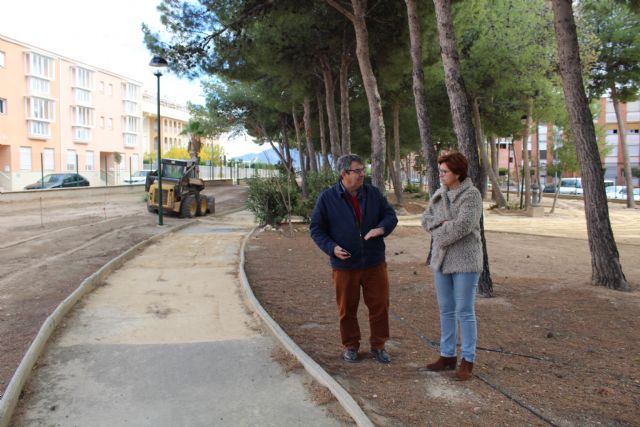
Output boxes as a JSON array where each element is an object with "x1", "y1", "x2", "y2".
[{"x1": 310, "y1": 181, "x2": 398, "y2": 270}]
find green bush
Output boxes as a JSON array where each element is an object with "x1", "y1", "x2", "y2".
[
  {"x1": 246, "y1": 175, "x2": 300, "y2": 226},
  {"x1": 498, "y1": 168, "x2": 508, "y2": 176},
  {"x1": 297, "y1": 170, "x2": 339, "y2": 221},
  {"x1": 404, "y1": 183, "x2": 422, "y2": 193}
]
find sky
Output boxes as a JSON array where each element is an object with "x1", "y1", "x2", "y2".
[{"x1": 0, "y1": 0, "x2": 263, "y2": 157}]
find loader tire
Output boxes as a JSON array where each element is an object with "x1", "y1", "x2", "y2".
[
  {"x1": 180, "y1": 194, "x2": 197, "y2": 218},
  {"x1": 196, "y1": 194, "x2": 208, "y2": 216}
]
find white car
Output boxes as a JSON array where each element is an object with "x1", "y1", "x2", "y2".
[
  {"x1": 614, "y1": 187, "x2": 640, "y2": 201},
  {"x1": 123, "y1": 170, "x2": 152, "y2": 184}
]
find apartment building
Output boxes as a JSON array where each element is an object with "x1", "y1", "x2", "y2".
[
  {"x1": 495, "y1": 96, "x2": 640, "y2": 187},
  {"x1": 142, "y1": 92, "x2": 190, "y2": 158},
  {"x1": 0, "y1": 34, "x2": 145, "y2": 191}
]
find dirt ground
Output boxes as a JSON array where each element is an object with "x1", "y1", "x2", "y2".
[
  {"x1": 2, "y1": 187, "x2": 639, "y2": 426},
  {"x1": 0, "y1": 184, "x2": 248, "y2": 398},
  {"x1": 244, "y1": 195, "x2": 640, "y2": 426}
]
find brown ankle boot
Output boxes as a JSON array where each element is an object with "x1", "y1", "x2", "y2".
[
  {"x1": 426, "y1": 356, "x2": 457, "y2": 371},
  {"x1": 454, "y1": 359, "x2": 474, "y2": 380}
]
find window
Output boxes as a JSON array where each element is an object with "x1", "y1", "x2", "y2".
[
  {"x1": 26, "y1": 97, "x2": 55, "y2": 121},
  {"x1": 99, "y1": 116, "x2": 104, "y2": 128},
  {"x1": 85, "y1": 151, "x2": 94, "y2": 171},
  {"x1": 606, "y1": 129, "x2": 618, "y2": 135},
  {"x1": 25, "y1": 52, "x2": 55, "y2": 79},
  {"x1": 0, "y1": 98, "x2": 5, "y2": 114},
  {"x1": 99, "y1": 81, "x2": 104, "y2": 93},
  {"x1": 28, "y1": 121, "x2": 50, "y2": 138},
  {"x1": 67, "y1": 150, "x2": 77, "y2": 171},
  {"x1": 74, "y1": 88, "x2": 91, "y2": 104},
  {"x1": 74, "y1": 106, "x2": 94, "y2": 126},
  {"x1": 20, "y1": 147, "x2": 32, "y2": 171},
  {"x1": 74, "y1": 67, "x2": 93, "y2": 89},
  {"x1": 124, "y1": 133, "x2": 137, "y2": 147},
  {"x1": 0, "y1": 51, "x2": 5, "y2": 67},
  {"x1": 124, "y1": 83, "x2": 140, "y2": 100},
  {"x1": 107, "y1": 117, "x2": 113, "y2": 130},
  {"x1": 74, "y1": 127, "x2": 91, "y2": 141},
  {"x1": 123, "y1": 116, "x2": 139, "y2": 133},
  {"x1": 123, "y1": 100, "x2": 137, "y2": 115},
  {"x1": 107, "y1": 84, "x2": 113, "y2": 96},
  {"x1": 43, "y1": 148, "x2": 55, "y2": 170},
  {"x1": 28, "y1": 77, "x2": 50, "y2": 94}
]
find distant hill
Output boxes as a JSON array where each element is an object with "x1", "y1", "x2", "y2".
[{"x1": 233, "y1": 148, "x2": 300, "y2": 168}]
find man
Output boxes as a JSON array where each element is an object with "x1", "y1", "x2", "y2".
[{"x1": 310, "y1": 154, "x2": 398, "y2": 364}]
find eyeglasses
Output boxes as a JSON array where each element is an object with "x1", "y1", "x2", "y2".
[
  {"x1": 346, "y1": 167, "x2": 366, "y2": 175},
  {"x1": 438, "y1": 169, "x2": 451, "y2": 176}
]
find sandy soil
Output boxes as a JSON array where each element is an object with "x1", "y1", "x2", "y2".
[
  {"x1": 0, "y1": 185, "x2": 248, "y2": 398},
  {"x1": 244, "y1": 194, "x2": 640, "y2": 426}
]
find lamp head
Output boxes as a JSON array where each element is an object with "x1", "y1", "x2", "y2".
[
  {"x1": 149, "y1": 55, "x2": 168, "y2": 76},
  {"x1": 520, "y1": 114, "x2": 528, "y2": 125}
]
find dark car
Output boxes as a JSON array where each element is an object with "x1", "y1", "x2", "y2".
[
  {"x1": 24, "y1": 173, "x2": 90, "y2": 190},
  {"x1": 543, "y1": 184, "x2": 557, "y2": 194}
]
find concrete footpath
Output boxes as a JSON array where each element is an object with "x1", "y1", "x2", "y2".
[{"x1": 8, "y1": 211, "x2": 349, "y2": 426}]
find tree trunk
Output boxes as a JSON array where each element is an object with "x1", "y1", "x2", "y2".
[
  {"x1": 292, "y1": 106, "x2": 308, "y2": 197},
  {"x1": 533, "y1": 122, "x2": 541, "y2": 204},
  {"x1": 316, "y1": 86, "x2": 330, "y2": 171},
  {"x1": 405, "y1": 0, "x2": 439, "y2": 196},
  {"x1": 392, "y1": 101, "x2": 404, "y2": 205},
  {"x1": 386, "y1": 135, "x2": 403, "y2": 206},
  {"x1": 522, "y1": 98, "x2": 533, "y2": 210},
  {"x1": 340, "y1": 38, "x2": 352, "y2": 156},
  {"x1": 489, "y1": 136, "x2": 500, "y2": 201},
  {"x1": 472, "y1": 97, "x2": 506, "y2": 207},
  {"x1": 188, "y1": 136, "x2": 202, "y2": 164},
  {"x1": 611, "y1": 86, "x2": 636, "y2": 208},
  {"x1": 433, "y1": 0, "x2": 492, "y2": 296},
  {"x1": 303, "y1": 96, "x2": 319, "y2": 173},
  {"x1": 325, "y1": 0, "x2": 386, "y2": 190},
  {"x1": 321, "y1": 59, "x2": 342, "y2": 166},
  {"x1": 551, "y1": 0, "x2": 629, "y2": 290},
  {"x1": 282, "y1": 115, "x2": 293, "y2": 171}
]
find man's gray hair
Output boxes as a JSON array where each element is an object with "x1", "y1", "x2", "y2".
[{"x1": 336, "y1": 154, "x2": 363, "y2": 174}]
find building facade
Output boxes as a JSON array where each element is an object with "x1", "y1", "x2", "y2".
[
  {"x1": 495, "y1": 96, "x2": 640, "y2": 188},
  {"x1": 0, "y1": 34, "x2": 146, "y2": 191}
]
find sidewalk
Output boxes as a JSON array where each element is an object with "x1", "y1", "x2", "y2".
[{"x1": 9, "y1": 211, "x2": 345, "y2": 427}]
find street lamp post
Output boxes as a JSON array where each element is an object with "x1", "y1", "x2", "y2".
[{"x1": 149, "y1": 55, "x2": 168, "y2": 225}]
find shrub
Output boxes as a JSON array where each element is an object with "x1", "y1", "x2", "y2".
[
  {"x1": 246, "y1": 175, "x2": 300, "y2": 226},
  {"x1": 404, "y1": 183, "x2": 422, "y2": 193},
  {"x1": 297, "y1": 170, "x2": 339, "y2": 220}
]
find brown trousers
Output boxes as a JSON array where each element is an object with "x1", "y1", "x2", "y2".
[{"x1": 332, "y1": 262, "x2": 390, "y2": 350}]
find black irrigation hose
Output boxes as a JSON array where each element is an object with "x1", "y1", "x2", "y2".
[
  {"x1": 390, "y1": 311, "x2": 548, "y2": 361},
  {"x1": 474, "y1": 373, "x2": 561, "y2": 427},
  {"x1": 390, "y1": 310, "x2": 559, "y2": 427}
]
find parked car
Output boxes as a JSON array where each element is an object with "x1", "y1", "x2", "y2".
[
  {"x1": 543, "y1": 184, "x2": 557, "y2": 194},
  {"x1": 558, "y1": 178, "x2": 615, "y2": 196},
  {"x1": 615, "y1": 186, "x2": 640, "y2": 201},
  {"x1": 24, "y1": 173, "x2": 90, "y2": 190},
  {"x1": 123, "y1": 170, "x2": 152, "y2": 184}
]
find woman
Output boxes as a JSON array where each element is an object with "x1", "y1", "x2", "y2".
[{"x1": 422, "y1": 151, "x2": 483, "y2": 381}]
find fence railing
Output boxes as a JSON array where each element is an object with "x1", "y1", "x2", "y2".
[{"x1": 2, "y1": 166, "x2": 280, "y2": 192}]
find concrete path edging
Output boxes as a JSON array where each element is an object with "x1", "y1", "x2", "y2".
[
  {"x1": 0, "y1": 220, "x2": 194, "y2": 427},
  {"x1": 238, "y1": 228, "x2": 374, "y2": 427}
]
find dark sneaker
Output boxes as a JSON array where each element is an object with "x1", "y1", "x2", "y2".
[
  {"x1": 370, "y1": 348, "x2": 391, "y2": 364},
  {"x1": 342, "y1": 349, "x2": 359, "y2": 363}
]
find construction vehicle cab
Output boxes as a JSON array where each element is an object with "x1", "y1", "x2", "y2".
[{"x1": 145, "y1": 158, "x2": 215, "y2": 218}]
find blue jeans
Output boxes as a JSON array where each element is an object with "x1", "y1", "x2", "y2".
[{"x1": 434, "y1": 271, "x2": 480, "y2": 362}]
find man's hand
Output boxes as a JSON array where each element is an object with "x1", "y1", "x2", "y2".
[
  {"x1": 334, "y1": 246, "x2": 351, "y2": 260},
  {"x1": 364, "y1": 227, "x2": 384, "y2": 240}
]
